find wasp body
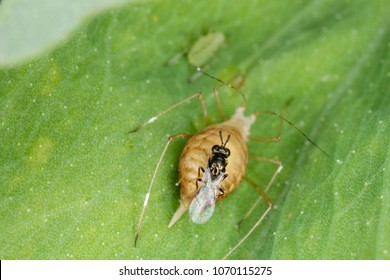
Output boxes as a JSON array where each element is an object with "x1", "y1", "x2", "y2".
[{"x1": 169, "y1": 107, "x2": 255, "y2": 227}]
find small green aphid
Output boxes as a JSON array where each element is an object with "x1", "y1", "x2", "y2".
[
  {"x1": 187, "y1": 32, "x2": 225, "y2": 67},
  {"x1": 168, "y1": 32, "x2": 226, "y2": 81}
]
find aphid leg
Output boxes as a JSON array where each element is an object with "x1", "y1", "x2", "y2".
[
  {"x1": 194, "y1": 67, "x2": 247, "y2": 109},
  {"x1": 230, "y1": 75, "x2": 245, "y2": 90},
  {"x1": 249, "y1": 101, "x2": 290, "y2": 142},
  {"x1": 134, "y1": 133, "x2": 192, "y2": 247},
  {"x1": 222, "y1": 159, "x2": 281, "y2": 260},
  {"x1": 129, "y1": 93, "x2": 209, "y2": 133},
  {"x1": 237, "y1": 157, "x2": 283, "y2": 228},
  {"x1": 251, "y1": 106, "x2": 329, "y2": 157},
  {"x1": 222, "y1": 174, "x2": 272, "y2": 260}
]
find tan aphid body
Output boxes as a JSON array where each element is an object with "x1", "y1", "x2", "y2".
[{"x1": 168, "y1": 107, "x2": 256, "y2": 227}]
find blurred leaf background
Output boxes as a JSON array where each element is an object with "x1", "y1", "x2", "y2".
[{"x1": 0, "y1": 0, "x2": 389, "y2": 259}]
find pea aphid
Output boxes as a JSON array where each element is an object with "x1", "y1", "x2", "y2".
[
  {"x1": 132, "y1": 69, "x2": 327, "y2": 259},
  {"x1": 187, "y1": 32, "x2": 226, "y2": 67},
  {"x1": 168, "y1": 32, "x2": 226, "y2": 82}
]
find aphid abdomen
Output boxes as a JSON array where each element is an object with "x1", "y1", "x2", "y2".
[{"x1": 178, "y1": 107, "x2": 255, "y2": 208}]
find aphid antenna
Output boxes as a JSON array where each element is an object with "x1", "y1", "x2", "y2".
[
  {"x1": 254, "y1": 110, "x2": 330, "y2": 158},
  {"x1": 193, "y1": 65, "x2": 247, "y2": 108},
  {"x1": 194, "y1": 66, "x2": 329, "y2": 158}
]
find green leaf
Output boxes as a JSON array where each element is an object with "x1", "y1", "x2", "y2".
[{"x1": 1, "y1": 0, "x2": 389, "y2": 260}]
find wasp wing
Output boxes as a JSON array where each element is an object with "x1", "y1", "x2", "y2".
[{"x1": 189, "y1": 168, "x2": 225, "y2": 224}]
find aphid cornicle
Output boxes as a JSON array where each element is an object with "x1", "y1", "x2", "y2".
[{"x1": 132, "y1": 69, "x2": 327, "y2": 259}]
